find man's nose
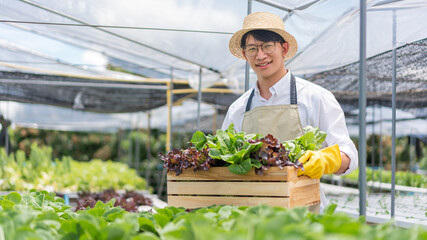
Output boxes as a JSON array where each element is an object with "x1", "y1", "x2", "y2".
[{"x1": 256, "y1": 46, "x2": 267, "y2": 59}]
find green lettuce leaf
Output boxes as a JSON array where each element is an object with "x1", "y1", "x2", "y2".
[
  {"x1": 190, "y1": 131, "x2": 207, "y2": 150},
  {"x1": 228, "y1": 159, "x2": 252, "y2": 175}
]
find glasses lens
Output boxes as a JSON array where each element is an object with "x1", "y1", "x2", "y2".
[
  {"x1": 244, "y1": 45, "x2": 257, "y2": 57},
  {"x1": 262, "y1": 42, "x2": 276, "y2": 54},
  {"x1": 244, "y1": 42, "x2": 276, "y2": 57}
]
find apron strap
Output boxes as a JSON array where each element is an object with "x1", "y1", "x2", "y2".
[
  {"x1": 245, "y1": 89, "x2": 256, "y2": 112},
  {"x1": 290, "y1": 74, "x2": 297, "y2": 105},
  {"x1": 245, "y1": 74, "x2": 297, "y2": 112}
]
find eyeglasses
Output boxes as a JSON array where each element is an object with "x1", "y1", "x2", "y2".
[{"x1": 243, "y1": 41, "x2": 277, "y2": 57}]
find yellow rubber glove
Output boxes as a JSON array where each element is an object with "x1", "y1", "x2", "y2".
[{"x1": 297, "y1": 144, "x2": 342, "y2": 179}]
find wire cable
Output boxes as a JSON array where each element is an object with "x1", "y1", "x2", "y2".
[{"x1": 0, "y1": 20, "x2": 233, "y2": 35}]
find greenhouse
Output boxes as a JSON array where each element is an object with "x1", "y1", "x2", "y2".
[{"x1": 0, "y1": 0, "x2": 426, "y2": 239}]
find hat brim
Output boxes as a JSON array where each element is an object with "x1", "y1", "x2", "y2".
[{"x1": 229, "y1": 28, "x2": 298, "y2": 61}]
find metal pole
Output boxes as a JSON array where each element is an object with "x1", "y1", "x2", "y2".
[
  {"x1": 117, "y1": 129, "x2": 122, "y2": 162},
  {"x1": 158, "y1": 67, "x2": 174, "y2": 198},
  {"x1": 379, "y1": 106, "x2": 383, "y2": 189},
  {"x1": 410, "y1": 133, "x2": 414, "y2": 172},
  {"x1": 212, "y1": 106, "x2": 218, "y2": 134},
  {"x1": 144, "y1": 111, "x2": 152, "y2": 187},
  {"x1": 4, "y1": 128, "x2": 9, "y2": 155},
  {"x1": 358, "y1": 0, "x2": 367, "y2": 217},
  {"x1": 371, "y1": 105, "x2": 375, "y2": 180},
  {"x1": 135, "y1": 114, "x2": 140, "y2": 172},
  {"x1": 391, "y1": 9, "x2": 397, "y2": 218},
  {"x1": 5, "y1": 95, "x2": 9, "y2": 155},
  {"x1": 197, "y1": 67, "x2": 202, "y2": 130},
  {"x1": 147, "y1": 111, "x2": 151, "y2": 161},
  {"x1": 379, "y1": 107, "x2": 383, "y2": 170},
  {"x1": 166, "y1": 68, "x2": 174, "y2": 152},
  {"x1": 128, "y1": 124, "x2": 133, "y2": 166},
  {"x1": 244, "y1": 0, "x2": 252, "y2": 92}
]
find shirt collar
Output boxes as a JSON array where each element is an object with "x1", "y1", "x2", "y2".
[{"x1": 254, "y1": 70, "x2": 292, "y2": 98}]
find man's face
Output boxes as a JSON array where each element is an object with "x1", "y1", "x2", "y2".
[{"x1": 243, "y1": 35, "x2": 289, "y2": 82}]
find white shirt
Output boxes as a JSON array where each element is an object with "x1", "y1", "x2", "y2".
[{"x1": 222, "y1": 71, "x2": 358, "y2": 176}]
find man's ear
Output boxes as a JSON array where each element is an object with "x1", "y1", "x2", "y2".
[
  {"x1": 242, "y1": 50, "x2": 248, "y2": 61},
  {"x1": 281, "y1": 42, "x2": 289, "y2": 57}
]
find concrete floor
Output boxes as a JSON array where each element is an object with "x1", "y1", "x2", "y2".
[{"x1": 322, "y1": 183, "x2": 427, "y2": 228}]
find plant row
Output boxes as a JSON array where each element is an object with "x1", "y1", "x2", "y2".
[
  {"x1": 0, "y1": 144, "x2": 147, "y2": 192},
  {"x1": 327, "y1": 167, "x2": 427, "y2": 188},
  {"x1": 10, "y1": 127, "x2": 188, "y2": 163},
  {"x1": 75, "y1": 189, "x2": 153, "y2": 212},
  {"x1": 0, "y1": 191, "x2": 426, "y2": 240}
]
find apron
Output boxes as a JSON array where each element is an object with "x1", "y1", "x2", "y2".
[
  {"x1": 241, "y1": 74, "x2": 323, "y2": 213},
  {"x1": 241, "y1": 74, "x2": 303, "y2": 141}
]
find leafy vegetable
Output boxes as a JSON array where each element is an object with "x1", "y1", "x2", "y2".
[
  {"x1": 162, "y1": 125, "x2": 329, "y2": 176},
  {"x1": 0, "y1": 145, "x2": 147, "y2": 192},
  {"x1": 75, "y1": 189, "x2": 153, "y2": 212},
  {"x1": 162, "y1": 124, "x2": 263, "y2": 175},
  {"x1": 283, "y1": 126, "x2": 327, "y2": 162},
  {"x1": 159, "y1": 145, "x2": 225, "y2": 176},
  {"x1": 249, "y1": 134, "x2": 303, "y2": 175},
  {"x1": 2, "y1": 191, "x2": 426, "y2": 239},
  {"x1": 203, "y1": 125, "x2": 263, "y2": 175},
  {"x1": 163, "y1": 125, "x2": 330, "y2": 176},
  {"x1": 333, "y1": 168, "x2": 427, "y2": 188}
]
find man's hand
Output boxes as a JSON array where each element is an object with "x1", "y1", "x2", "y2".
[{"x1": 297, "y1": 144, "x2": 342, "y2": 179}]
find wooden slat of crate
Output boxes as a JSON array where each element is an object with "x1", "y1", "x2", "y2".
[
  {"x1": 167, "y1": 166, "x2": 298, "y2": 181},
  {"x1": 289, "y1": 178, "x2": 321, "y2": 207},
  {"x1": 166, "y1": 167, "x2": 320, "y2": 209},
  {"x1": 167, "y1": 181, "x2": 290, "y2": 196},
  {"x1": 167, "y1": 196, "x2": 291, "y2": 209}
]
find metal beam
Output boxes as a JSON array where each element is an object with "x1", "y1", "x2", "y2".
[
  {"x1": 166, "y1": 68, "x2": 174, "y2": 152},
  {"x1": 358, "y1": 0, "x2": 367, "y2": 217},
  {"x1": 0, "y1": 62, "x2": 190, "y2": 84},
  {"x1": 0, "y1": 20, "x2": 234, "y2": 35},
  {"x1": 172, "y1": 88, "x2": 242, "y2": 94},
  {"x1": 0, "y1": 79, "x2": 169, "y2": 90},
  {"x1": 197, "y1": 67, "x2": 203, "y2": 130},
  {"x1": 254, "y1": 0, "x2": 293, "y2": 12},
  {"x1": 245, "y1": 0, "x2": 253, "y2": 92},
  {"x1": 391, "y1": 9, "x2": 397, "y2": 218}
]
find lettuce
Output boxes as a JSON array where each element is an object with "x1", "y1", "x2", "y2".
[
  {"x1": 190, "y1": 124, "x2": 263, "y2": 175},
  {"x1": 283, "y1": 126, "x2": 327, "y2": 162}
]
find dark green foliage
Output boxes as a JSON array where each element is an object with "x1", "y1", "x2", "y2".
[{"x1": 3, "y1": 191, "x2": 426, "y2": 239}]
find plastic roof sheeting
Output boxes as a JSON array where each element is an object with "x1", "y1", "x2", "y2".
[
  {"x1": 1, "y1": 0, "x2": 426, "y2": 83},
  {"x1": 0, "y1": 0, "x2": 426, "y2": 131},
  {"x1": 0, "y1": 39, "x2": 148, "y2": 79},
  {"x1": 287, "y1": 0, "x2": 427, "y2": 75},
  {"x1": 0, "y1": 1, "x2": 426, "y2": 76}
]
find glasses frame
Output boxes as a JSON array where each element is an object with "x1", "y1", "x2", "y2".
[{"x1": 243, "y1": 41, "x2": 278, "y2": 57}]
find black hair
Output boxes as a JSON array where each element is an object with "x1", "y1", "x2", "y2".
[{"x1": 240, "y1": 30, "x2": 285, "y2": 48}]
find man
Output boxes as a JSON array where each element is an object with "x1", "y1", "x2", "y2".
[{"x1": 222, "y1": 12, "x2": 358, "y2": 211}]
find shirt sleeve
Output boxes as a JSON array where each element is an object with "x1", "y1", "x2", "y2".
[
  {"x1": 315, "y1": 91, "x2": 358, "y2": 176},
  {"x1": 221, "y1": 109, "x2": 233, "y2": 131}
]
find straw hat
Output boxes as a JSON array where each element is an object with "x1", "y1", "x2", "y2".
[{"x1": 229, "y1": 12, "x2": 298, "y2": 61}]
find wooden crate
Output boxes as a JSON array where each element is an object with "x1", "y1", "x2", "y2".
[{"x1": 167, "y1": 166, "x2": 320, "y2": 209}]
